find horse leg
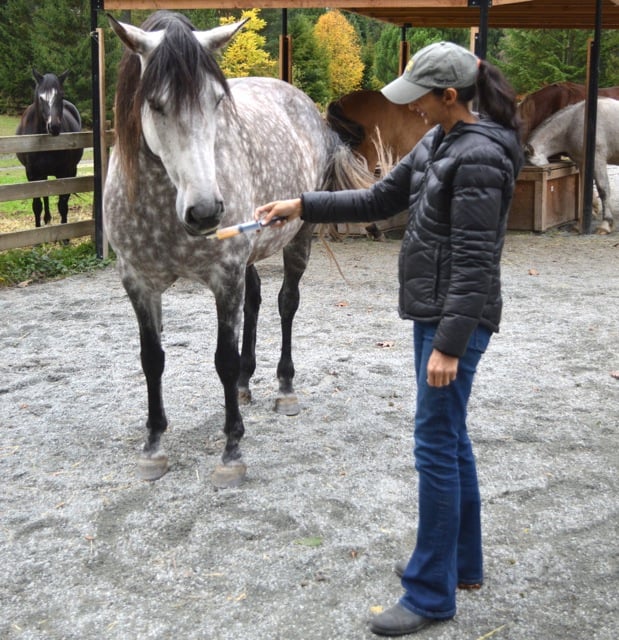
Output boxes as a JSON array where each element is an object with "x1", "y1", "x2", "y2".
[
  {"x1": 594, "y1": 169, "x2": 614, "y2": 234},
  {"x1": 238, "y1": 265, "x2": 261, "y2": 405},
  {"x1": 33, "y1": 197, "x2": 43, "y2": 228},
  {"x1": 212, "y1": 286, "x2": 247, "y2": 488},
  {"x1": 58, "y1": 193, "x2": 70, "y2": 224},
  {"x1": 43, "y1": 196, "x2": 52, "y2": 225},
  {"x1": 275, "y1": 222, "x2": 313, "y2": 416},
  {"x1": 123, "y1": 279, "x2": 169, "y2": 481}
]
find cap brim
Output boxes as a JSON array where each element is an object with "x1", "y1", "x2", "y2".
[{"x1": 381, "y1": 77, "x2": 432, "y2": 105}]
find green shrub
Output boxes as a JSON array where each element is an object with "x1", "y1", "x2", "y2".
[{"x1": 0, "y1": 240, "x2": 114, "y2": 287}]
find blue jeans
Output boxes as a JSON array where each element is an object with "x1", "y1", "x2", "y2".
[{"x1": 400, "y1": 321, "x2": 492, "y2": 619}]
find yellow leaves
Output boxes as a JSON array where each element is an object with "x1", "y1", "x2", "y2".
[
  {"x1": 219, "y1": 9, "x2": 277, "y2": 78},
  {"x1": 314, "y1": 10, "x2": 364, "y2": 97}
]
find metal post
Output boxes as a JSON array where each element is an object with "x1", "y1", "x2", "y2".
[
  {"x1": 582, "y1": 0, "x2": 603, "y2": 234},
  {"x1": 469, "y1": 0, "x2": 489, "y2": 60},
  {"x1": 90, "y1": 0, "x2": 105, "y2": 258}
]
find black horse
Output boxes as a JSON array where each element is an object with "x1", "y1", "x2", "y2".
[{"x1": 16, "y1": 70, "x2": 83, "y2": 227}]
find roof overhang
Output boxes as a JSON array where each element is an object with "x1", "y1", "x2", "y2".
[{"x1": 102, "y1": 1, "x2": 619, "y2": 31}]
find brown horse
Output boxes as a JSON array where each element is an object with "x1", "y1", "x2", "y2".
[
  {"x1": 518, "y1": 81, "x2": 619, "y2": 141},
  {"x1": 326, "y1": 89, "x2": 430, "y2": 239}
]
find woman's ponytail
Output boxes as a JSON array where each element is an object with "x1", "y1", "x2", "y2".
[{"x1": 476, "y1": 60, "x2": 522, "y2": 140}]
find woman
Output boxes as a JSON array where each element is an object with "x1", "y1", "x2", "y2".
[{"x1": 256, "y1": 41, "x2": 523, "y2": 636}]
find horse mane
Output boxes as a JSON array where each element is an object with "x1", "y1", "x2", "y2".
[{"x1": 114, "y1": 11, "x2": 231, "y2": 198}]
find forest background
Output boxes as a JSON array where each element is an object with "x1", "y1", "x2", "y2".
[{"x1": 2, "y1": 1, "x2": 619, "y2": 126}]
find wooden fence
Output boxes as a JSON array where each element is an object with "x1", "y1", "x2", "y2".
[{"x1": 0, "y1": 130, "x2": 114, "y2": 252}]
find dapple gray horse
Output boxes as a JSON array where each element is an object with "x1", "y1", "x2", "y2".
[
  {"x1": 525, "y1": 98, "x2": 619, "y2": 234},
  {"x1": 104, "y1": 12, "x2": 376, "y2": 487}
]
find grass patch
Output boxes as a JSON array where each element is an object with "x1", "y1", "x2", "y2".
[
  {"x1": 0, "y1": 113, "x2": 19, "y2": 137},
  {"x1": 0, "y1": 240, "x2": 114, "y2": 287}
]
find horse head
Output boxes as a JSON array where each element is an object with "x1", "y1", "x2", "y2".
[
  {"x1": 33, "y1": 69, "x2": 68, "y2": 136},
  {"x1": 524, "y1": 142, "x2": 548, "y2": 167},
  {"x1": 108, "y1": 12, "x2": 246, "y2": 236}
]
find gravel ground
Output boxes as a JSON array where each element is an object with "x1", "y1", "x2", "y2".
[{"x1": 1, "y1": 227, "x2": 618, "y2": 640}]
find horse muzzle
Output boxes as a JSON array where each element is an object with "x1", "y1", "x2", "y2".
[
  {"x1": 47, "y1": 123, "x2": 62, "y2": 136},
  {"x1": 183, "y1": 200, "x2": 225, "y2": 236}
]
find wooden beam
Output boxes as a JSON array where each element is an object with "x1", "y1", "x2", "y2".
[
  {"x1": 0, "y1": 220, "x2": 95, "y2": 252},
  {"x1": 102, "y1": 1, "x2": 619, "y2": 30},
  {"x1": 0, "y1": 131, "x2": 114, "y2": 155},
  {"x1": 0, "y1": 177, "x2": 94, "y2": 203},
  {"x1": 105, "y1": 0, "x2": 474, "y2": 8}
]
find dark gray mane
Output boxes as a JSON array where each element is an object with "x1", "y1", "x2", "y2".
[{"x1": 137, "y1": 12, "x2": 231, "y2": 118}]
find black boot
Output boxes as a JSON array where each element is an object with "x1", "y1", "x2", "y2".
[{"x1": 369, "y1": 603, "x2": 433, "y2": 636}]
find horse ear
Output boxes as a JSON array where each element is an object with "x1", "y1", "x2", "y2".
[
  {"x1": 58, "y1": 70, "x2": 69, "y2": 85},
  {"x1": 524, "y1": 143, "x2": 533, "y2": 157},
  {"x1": 32, "y1": 69, "x2": 43, "y2": 84},
  {"x1": 107, "y1": 13, "x2": 164, "y2": 56},
  {"x1": 194, "y1": 19, "x2": 248, "y2": 53}
]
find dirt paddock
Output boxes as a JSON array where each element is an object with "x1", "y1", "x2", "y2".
[{"x1": 1, "y1": 229, "x2": 618, "y2": 640}]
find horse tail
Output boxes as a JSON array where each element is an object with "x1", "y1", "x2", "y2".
[
  {"x1": 318, "y1": 129, "x2": 394, "y2": 245},
  {"x1": 322, "y1": 127, "x2": 393, "y2": 192}
]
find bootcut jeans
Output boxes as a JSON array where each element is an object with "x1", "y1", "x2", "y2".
[{"x1": 400, "y1": 321, "x2": 492, "y2": 619}]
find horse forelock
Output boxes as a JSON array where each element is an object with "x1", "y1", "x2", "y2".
[{"x1": 139, "y1": 20, "x2": 229, "y2": 117}]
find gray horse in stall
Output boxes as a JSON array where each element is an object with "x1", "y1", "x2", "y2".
[{"x1": 525, "y1": 97, "x2": 619, "y2": 234}]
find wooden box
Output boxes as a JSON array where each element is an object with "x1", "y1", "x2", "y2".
[{"x1": 508, "y1": 161, "x2": 580, "y2": 231}]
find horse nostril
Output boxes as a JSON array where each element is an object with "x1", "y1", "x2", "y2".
[{"x1": 185, "y1": 201, "x2": 225, "y2": 234}]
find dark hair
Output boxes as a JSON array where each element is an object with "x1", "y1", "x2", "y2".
[{"x1": 432, "y1": 59, "x2": 522, "y2": 140}]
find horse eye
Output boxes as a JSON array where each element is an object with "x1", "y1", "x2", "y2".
[{"x1": 148, "y1": 100, "x2": 165, "y2": 115}]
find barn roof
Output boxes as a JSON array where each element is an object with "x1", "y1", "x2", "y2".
[{"x1": 103, "y1": 0, "x2": 619, "y2": 31}]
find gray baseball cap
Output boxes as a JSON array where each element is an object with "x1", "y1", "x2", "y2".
[{"x1": 381, "y1": 41, "x2": 479, "y2": 105}]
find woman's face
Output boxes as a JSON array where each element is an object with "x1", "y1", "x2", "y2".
[{"x1": 407, "y1": 91, "x2": 444, "y2": 127}]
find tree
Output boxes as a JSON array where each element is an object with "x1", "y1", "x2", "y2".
[
  {"x1": 0, "y1": 0, "x2": 38, "y2": 111},
  {"x1": 289, "y1": 13, "x2": 330, "y2": 106},
  {"x1": 219, "y1": 9, "x2": 277, "y2": 78},
  {"x1": 314, "y1": 10, "x2": 364, "y2": 99},
  {"x1": 498, "y1": 29, "x2": 591, "y2": 94},
  {"x1": 372, "y1": 26, "x2": 469, "y2": 87}
]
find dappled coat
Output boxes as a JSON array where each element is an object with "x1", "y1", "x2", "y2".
[{"x1": 300, "y1": 118, "x2": 524, "y2": 358}]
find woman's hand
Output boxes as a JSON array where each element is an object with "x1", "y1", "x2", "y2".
[
  {"x1": 254, "y1": 198, "x2": 303, "y2": 227},
  {"x1": 427, "y1": 349, "x2": 459, "y2": 387}
]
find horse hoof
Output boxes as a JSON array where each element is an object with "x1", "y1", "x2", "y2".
[
  {"x1": 596, "y1": 222, "x2": 612, "y2": 235},
  {"x1": 238, "y1": 387, "x2": 252, "y2": 405},
  {"x1": 137, "y1": 450, "x2": 169, "y2": 481},
  {"x1": 212, "y1": 460, "x2": 247, "y2": 488},
  {"x1": 275, "y1": 394, "x2": 300, "y2": 416}
]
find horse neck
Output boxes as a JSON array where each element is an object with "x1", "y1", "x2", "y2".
[
  {"x1": 530, "y1": 113, "x2": 572, "y2": 157},
  {"x1": 25, "y1": 103, "x2": 47, "y2": 134}
]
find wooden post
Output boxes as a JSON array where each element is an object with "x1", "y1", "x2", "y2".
[
  {"x1": 97, "y1": 27, "x2": 109, "y2": 259},
  {"x1": 279, "y1": 35, "x2": 292, "y2": 83}
]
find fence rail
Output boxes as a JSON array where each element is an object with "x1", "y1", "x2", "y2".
[{"x1": 0, "y1": 130, "x2": 114, "y2": 251}]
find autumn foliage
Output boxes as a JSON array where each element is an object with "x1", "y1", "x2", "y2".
[
  {"x1": 219, "y1": 9, "x2": 277, "y2": 78},
  {"x1": 314, "y1": 10, "x2": 365, "y2": 98}
]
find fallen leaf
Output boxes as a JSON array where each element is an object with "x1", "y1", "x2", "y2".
[
  {"x1": 528, "y1": 268, "x2": 539, "y2": 276},
  {"x1": 370, "y1": 605, "x2": 384, "y2": 615},
  {"x1": 611, "y1": 371, "x2": 619, "y2": 379},
  {"x1": 376, "y1": 340, "x2": 395, "y2": 348},
  {"x1": 294, "y1": 536, "x2": 323, "y2": 547},
  {"x1": 335, "y1": 300, "x2": 349, "y2": 307}
]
